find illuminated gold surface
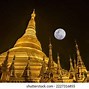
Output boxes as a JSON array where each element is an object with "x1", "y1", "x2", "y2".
[
  {"x1": 0, "y1": 10, "x2": 49, "y2": 82},
  {"x1": 0, "y1": 10, "x2": 88, "y2": 83}
]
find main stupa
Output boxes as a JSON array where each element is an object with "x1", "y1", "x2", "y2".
[{"x1": 0, "y1": 10, "x2": 56, "y2": 82}]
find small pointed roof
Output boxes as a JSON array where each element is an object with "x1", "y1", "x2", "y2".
[
  {"x1": 22, "y1": 57, "x2": 31, "y2": 77},
  {"x1": 69, "y1": 57, "x2": 74, "y2": 72},
  {"x1": 57, "y1": 53, "x2": 62, "y2": 74},
  {"x1": 1, "y1": 51, "x2": 9, "y2": 72},
  {"x1": 75, "y1": 40, "x2": 85, "y2": 67},
  {"x1": 74, "y1": 58, "x2": 76, "y2": 69},
  {"x1": 49, "y1": 38, "x2": 52, "y2": 47},
  {"x1": 48, "y1": 38, "x2": 54, "y2": 69},
  {"x1": 40, "y1": 56, "x2": 46, "y2": 76},
  {"x1": 9, "y1": 56, "x2": 15, "y2": 77},
  {"x1": 49, "y1": 38, "x2": 53, "y2": 61},
  {"x1": 57, "y1": 53, "x2": 61, "y2": 70},
  {"x1": 9, "y1": 55, "x2": 15, "y2": 71}
]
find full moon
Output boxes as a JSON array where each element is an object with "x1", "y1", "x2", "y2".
[{"x1": 54, "y1": 28, "x2": 66, "y2": 40}]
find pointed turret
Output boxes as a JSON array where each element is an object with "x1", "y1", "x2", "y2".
[
  {"x1": 75, "y1": 41, "x2": 87, "y2": 73},
  {"x1": 74, "y1": 59, "x2": 77, "y2": 70},
  {"x1": 48, "y1": 38, "x2": 54, "y2": 70},
  {"x1": 57, "y1": 53, "x2": 62, "y2": 74},
  {"x1": 9, "y1": 56, "x2": 15, "y2": 77},
  {"x1": 69, "y1": 57, "x2": 76, "y2": 80},
  {"x1": 40, "y1": 56, "x2": 46, "y2": 76},
  {"x1": 75, "y1": 41, "x2": 87, "y2": 82},
  {"x1": 69, "y1": 57, "x2": 74, "y2": 72},
  {"x1": 22, "y1": 57, "x2": 31, "y2": 77},
  {"x1": 1, "y1": 51, "x2": 9, "y2": 81},
  {"x1": 56, "y1": 53, "x2": 63, "y2": 82},
  {"x1": 22, "y1": 63, "x2": 29, "y2": 77},
  {"x1": 1, "y1": 51, "x2": 9, "y2": 72},
  {"x1": 22, "y1": 57, "x2": 31, "y2": 82},
  {"x1": 39, "y1": 56, "x2": 47, "y2": 82},
  {"x1": 75, "y1": 41, "x2": 84, "y2": 67}
]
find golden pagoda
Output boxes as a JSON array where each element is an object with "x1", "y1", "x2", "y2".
[
  {"x1": 0, "y1": 10, "x2": 89, "y2": 82},
  {"x1": 0, "y1": 10, "x2": 51, "y2": 82}
]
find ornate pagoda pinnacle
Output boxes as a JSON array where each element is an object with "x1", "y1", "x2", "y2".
[
  {"x1": 75, "y1": 41, "x2": 84, "y2": 67},
  {"x1": 49, "y1": 38, "x2": 53, "y2": 62},
  {"x1": 9, "y1": 55, "x2": 15, "y2": 77},
  {"x1": 75, "y1": 41, "x2": 87, "y2": 79},
  {"x1": 22, "y1": 57, "x2": 31, "y2": 77},
  {"x1": 1, "y1": 51, "x2": 9, "y2": 72},
  {"x1": 74, "y1": 59, "x2": 76, "y2": 70},
  {"x1": 1, "y1": 51, "x2": 9, "y2": 81},
  {"x1": 57, "y1": 53, "x2": 62, "y2": 74},
  {"x1": 69, "y1": 57, "x2": 74, "y2": 72},
  {"x1": 40, "y1": 56, "x2": 46, "y2": 76},
  {"x1": 48, "y1": 38, "x2": 54, "y2": 69},
  {"x1": 25, "y1": 9, "x2": 36, "y2": 37}
]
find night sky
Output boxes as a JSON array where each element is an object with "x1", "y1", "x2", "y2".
[{"x1": 0, "y1": 0, "x2": 89, "y2": 70}]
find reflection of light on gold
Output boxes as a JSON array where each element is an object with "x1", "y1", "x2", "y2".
[
  {"x1": 0, "y1": 10, "x2": 88, "y2": 83},
  {"x1": 0, "y1": 10, "x2": 50, "y2": 82}
]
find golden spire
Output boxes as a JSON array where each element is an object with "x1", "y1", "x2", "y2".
[
  {"x1": 74, "y1": 58, "x2": 76, "y2": 69},
  {"x1": 75, "y1": 40, "x2": 80, "y2": 56},
  {"x1": 27, "y1": 9, "x2": 36, "y2": 29},
  {"x1": 40, "y1": 56, "x2": 46, "y2": 76},
  {"x1": 57, "y1": 53, "x2": 62, "y2": 74},
  {"x1": 1, "y1": 51, "x2": 9, "y2": 81},
  {"x1": 9, "y1": 55, "x2": 15, "y2": 77},
  {"x1": 25, "y1": 9, "x2": 36, "y2": 37},
  {"x1": 57, "y1": 53, "x2": 61, "y2": 69},
  {"x1": 75, "y1": 40, "x2": 84, "y2": 67},
  {"x1": 1, "y1": 51, "x2": 9, "y2": 72},
  {"x1": 22, "y1": 57, "x2": 31, "y2": 77},
  {"x1": 49, "y1": 38, "x2": 53, "y2": 61},
  {"x1": 48, "y1": 38, "x2": 54, "y2": 69},
  {"x1": 69, "y1": 57, "x2": 74, "y2": 72}
]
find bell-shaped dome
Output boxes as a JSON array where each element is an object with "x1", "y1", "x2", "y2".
[{"x1": 14, "y1": 35, "x2": 42, "y2": 50}]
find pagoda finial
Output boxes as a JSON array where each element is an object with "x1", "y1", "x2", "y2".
[
  {"x1": 75, "y1": 40, "x2": 78, "y2": 50},
  {"x1": 31, "y1": 9, "x2": 36, "y2": 19},
  {"x1": 48, "y1": 38, "x2": 54, "y2": 70},
  {"x1": 40, "y1": 56, "x2": 46, "y2": 76},
  {"x1": 49, "y1": 37, "x2": 52, "y2": 61},
  {"x1": 26, "y1": 9, "x2": 36, "y2": 30},
  {"x1": 74, "y1": 58, "x2": 76, "y2": 69},
  {"x1": 49, "y1": 37, "x2": 52, "y2": 48},
  {"x1": 57, "y1": 53, "x2": 61, "y2": 67},
  {"x1": 23, "y1": 9, "x2": 37, "y2": 39}
]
